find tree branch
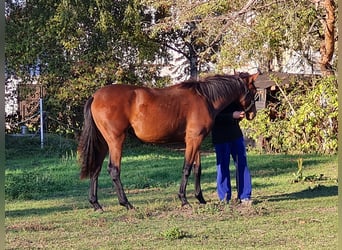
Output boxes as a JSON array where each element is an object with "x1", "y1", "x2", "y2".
[{"x1": 209, "y1": 0, "x2": 260, "y2": 48}]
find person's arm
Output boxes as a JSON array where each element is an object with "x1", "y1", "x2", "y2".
[
  {"x1": 233, "y1": 111, "x2": 245, "y2": 120},
  {"x1": 215, "y1": 112, "x2": 234, "y2": 123},
  {"x1": 215, "y1": 111, "x2": 245, "y2": 122}
]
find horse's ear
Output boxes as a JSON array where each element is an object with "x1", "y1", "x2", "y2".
[{"x1": 248, "y1": 72, "x2": 259, "y2": 83}]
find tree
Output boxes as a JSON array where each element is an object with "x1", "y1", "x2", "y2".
[
  {"x1": 144, "y1": 1, "x2": 248, "y2": 79},
  {"x1": 6, "y1": 0, "x2": 337, "y2": 135},
  {"x1": 143, "y1": 0, "x2": 337, "y2": 154},
  {"x1": 6, "y1": 0, "x2": 163, "y2": 134},
  {"x1": 145, "y1": 0, "x2": 337, "y2": 76}
]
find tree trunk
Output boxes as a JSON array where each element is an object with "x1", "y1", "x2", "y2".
[
  {"x1": 189, "y1": 55, "x2": 198, "y2": 80},
  {"x1": 188, "y1": 37, "x2": 199, "y2": 80},
  {"x1": 319, "y1": 0, "x2": 335, "y2": 76}
]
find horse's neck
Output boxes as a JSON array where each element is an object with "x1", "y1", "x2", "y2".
[
  {"x1": 212, "y1": 98, "x2": 237, "y2": 117},
  {"x1": 213, "y1": 81, "x2": 246, "y2": 115}
]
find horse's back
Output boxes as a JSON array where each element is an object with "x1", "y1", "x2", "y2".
[{"x1": 93, "y1": 84, "x2": 138, "y2": 101}]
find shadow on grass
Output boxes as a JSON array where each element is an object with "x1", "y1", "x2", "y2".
[
  {"x1": 259, "y1": 185, "x2": 338, "y2": 203},
  {"x1": 248, "y1": 154, "x2": 336, "y2": 178},
  {"x1": 5, "y1": 204, "x2": 79, "y2": 218}
]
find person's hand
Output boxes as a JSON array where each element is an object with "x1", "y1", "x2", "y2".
[{"x1": 233, "y1": 111, "x2": 245, "y2": 120}]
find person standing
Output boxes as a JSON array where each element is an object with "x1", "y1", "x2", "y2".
[{"x1": 212, "y1": 102, "x2": 252, "y2": 205}]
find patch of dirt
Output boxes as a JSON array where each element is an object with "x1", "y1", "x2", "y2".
[{"x1": 111, "y1": 200, "x2": 269, "y2": 223}]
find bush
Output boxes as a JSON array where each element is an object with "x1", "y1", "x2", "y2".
[
  {"x1": 161, "y1": 227, "x2": 189, "y2": 240},
  {"x1": 241, "y1": 75, "x2": 337, "y2": 154},
  {"x1": 5, "y1": 134, "x2": 79, "y2": 200},
  {"x1": 5, "y1": 169, "x2": 75, "y2": 200},
  {"x1": 5, "y1": 133, "x2": 77, "y2": 159}
]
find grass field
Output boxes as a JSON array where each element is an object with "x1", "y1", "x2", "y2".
[{"x1": 5, "y1": 134, "x2": 338, "y2": 249}]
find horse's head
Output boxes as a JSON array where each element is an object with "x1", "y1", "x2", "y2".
[{"x1": 237, "y1": 72, "x2": 259, "y2": 120}]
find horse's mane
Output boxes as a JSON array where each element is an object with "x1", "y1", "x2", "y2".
[{"x1": 179, "y1": 74, "x2": 246, "y2": 103}]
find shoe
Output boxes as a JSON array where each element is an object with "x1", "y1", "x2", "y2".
[
  {"x1": 240, "y1": 198, "x2": 252, "y2": 206},
  {"x1": 219, "y1": 200, "x2": 229, "y2": 205}
]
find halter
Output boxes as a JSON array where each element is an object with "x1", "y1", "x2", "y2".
[
  {"x1": 244, "y1": 93, "x2": 255, "y2": 112},
  {"x1": 242, "y1": 89, "x2": 259, "y2": 113}
]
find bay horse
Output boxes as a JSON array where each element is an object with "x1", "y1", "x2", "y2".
[{"x1": 78, "y1": 72, "x2": 259, "y2": 211}]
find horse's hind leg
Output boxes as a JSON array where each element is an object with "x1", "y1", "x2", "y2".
[
  {"x1": 107, "y1": 139, "x2": 134, "y2": 210},
  {"x1": 89, "y1": 168, "x2": 103, "y2": 211},
  {"x1": 89, "y1": 151, "x2": 107, "y2": 212},
  {"x1": 108, "y1": 158, "x2": 133, "y2": 210}
]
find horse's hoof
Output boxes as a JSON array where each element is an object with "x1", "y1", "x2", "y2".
[
  {"x1": 195, "y1": 193, "x2": 207, "y2": 204},
  {"x1": 126, "y1": 204, "x2": 135, "y2": 210},
  {"x1": 94, "y1": 208, "x2": 104, "y2": 213},
  {"x1": 181, "y1": 203, "x2": 192, "y2": 210},
  {"x1": 121, "y1": 202, "x2": 134, "y2": 210},
  {"x1": 91, "y1": 202, "x2": 103, "y2": 212},
  {"x1": 197, "y1": 197, "x2": 206, "y2": 204}
]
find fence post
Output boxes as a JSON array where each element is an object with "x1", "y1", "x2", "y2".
[{"x1": 40, "y1": 85, "x2": 44, "y2": 149}]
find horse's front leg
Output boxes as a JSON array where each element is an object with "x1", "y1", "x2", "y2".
[
  {"x1": 107, "y1": 159, "x2": 134, "y2": 210},
  {"x1": 193, "y1": 152, "x2": 206, "y2": 204},
  {"x1": 178, "y1": 161, "x2": 192, "y2": 207}
]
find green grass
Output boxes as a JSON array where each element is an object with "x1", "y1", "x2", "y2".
[{"x1": 5, "y1": 135, "x2": 338, "y2": 249}]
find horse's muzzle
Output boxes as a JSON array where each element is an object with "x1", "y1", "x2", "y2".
[{"x1": 246, "y1": 111, "x2": 256, "y2": 120}]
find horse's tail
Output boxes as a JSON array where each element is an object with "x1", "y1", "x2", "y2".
[{"x1": 77, "y1": 97, "x2": 108, "y2": 179}]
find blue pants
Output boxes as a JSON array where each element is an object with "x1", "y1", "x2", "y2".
[{"x1": 214, "y1": 137, "x2": 252, "y2": 202}]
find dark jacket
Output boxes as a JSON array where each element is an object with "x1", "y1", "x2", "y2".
[{"x1": 211, "y1": 102, "x2": 243, "y2": 144}]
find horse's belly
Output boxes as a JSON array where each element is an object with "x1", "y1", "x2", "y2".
[
  {"x1": 132, "y1": 121, "x2": 186, "y2": 144},
  {"x1": 128, "y1": 87, "x2": 207, "y2": 143}
]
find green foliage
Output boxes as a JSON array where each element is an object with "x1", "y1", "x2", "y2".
[
  {"x1": 5, "y1": 134, "x2": 79, "y2": 200},
  {"x1": 292, "y1": 158, "x2": 304, "y2": 182},
  {"x1": 6, "y1": 0, "x2": 165, "y2": 135},
  {"x1": 241, "y1": 76, "x2": 337, "y2": 154},
  {"x1": 292, "y1": 158, "x2": 329, "y2": 184},
  {"x1": 5, "y1": 134, "x2": 77, "y2": 159},
  {"x1": 5, "y1": 0, "x2": 338, "y2": 139},
  {"x1": 145, "y1": 0, "x2": 333, "y2": 76},
  {"x1": 161, "y1": 227, "x2": 189, "y2": 240},
  {"x1": 217, "y1": 1, "x2": 326, "y2": 71},
  {"x1": 5, "y1": 168, "x2": 76, "y2": 200}
]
